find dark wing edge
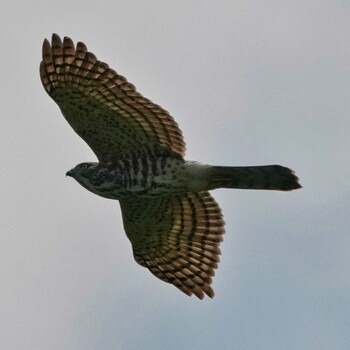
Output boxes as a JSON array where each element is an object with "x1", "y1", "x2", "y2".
[
  {"x1": 39, "y1": 33, "x2": 186, "y2": 158},
  {"x1": 120, "y1": 191, "x2": 225, "y2": 299}
]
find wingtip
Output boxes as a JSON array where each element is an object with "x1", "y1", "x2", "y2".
[
  {"x1": 42, "y1": 38, "x2": 51, "y2": 56},
  {"x1": 191, "y1": 286, "x2": 215, "y2": 300},
  {"x1": 51, "y1": 33, "x2": 62, "y2": 45},
  {"x1": 63, "y1": 35, "x2": 74, "y2": 47},
  {"x1": 76, "y1": 40, "x2": 88, "y2": 53},
  {"x1": 42, "y1": 34, "x2": 65, "y2": 50}
]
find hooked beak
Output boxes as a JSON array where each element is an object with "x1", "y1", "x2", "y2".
[{"x1": 66, "y1": 169, "x2": 74, "y2": 177}]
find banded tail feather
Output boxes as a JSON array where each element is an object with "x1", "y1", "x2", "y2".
[{"x1": 208, "y1": 165, "x2": 301, "y2": 191}]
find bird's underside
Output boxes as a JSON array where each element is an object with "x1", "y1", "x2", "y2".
[{"x1": 40, "y1": 34, "x2": 301, "y2": 299}]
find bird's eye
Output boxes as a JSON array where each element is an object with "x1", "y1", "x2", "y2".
[{"x1": 80, "y1": 163, "x2": 88, "y2": 169}]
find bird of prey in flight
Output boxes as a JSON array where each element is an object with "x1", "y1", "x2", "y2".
[{"x1": 40, "y1": 34, "x2": 301, "y2": 299}]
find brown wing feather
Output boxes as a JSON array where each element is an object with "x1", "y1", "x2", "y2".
[
  {"x1": 120, "y1": 192, "x2": 225, "y2": 299},
  {"x1": 40, "y1": 34, "x2": 186, "y2": 160}
]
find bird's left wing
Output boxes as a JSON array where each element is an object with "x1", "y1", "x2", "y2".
[
  {"x1": 40, "y1": 34, "x2": 186, "y2": 161},
  {"x1": 119, "y1": 191, "x2": 225, "y2": 299}
]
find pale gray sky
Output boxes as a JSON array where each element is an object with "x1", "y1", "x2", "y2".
[{"x1": 1, "y1": 1, "x2": 349, "y2": 349}]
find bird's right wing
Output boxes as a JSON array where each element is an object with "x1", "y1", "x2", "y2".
[
  {"x1": 119, "y1": 191, "x2": 225, "y2": 299},
  {"x1": 40, "y1": 34, "x2": 186, "y2": 161}
]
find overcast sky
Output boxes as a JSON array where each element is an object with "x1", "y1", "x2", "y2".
[{"x1": 1, "y1": 1, "x2": 349, "y2": 349}]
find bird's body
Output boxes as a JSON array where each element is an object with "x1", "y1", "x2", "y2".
[
  {"x1": 41, "y1": 34, "x2": 301, "y2": 299},
  {"x1": 67, "y1": 157, "x2": 209, "y2": 199},
  {"x1": 68, "y1": 159, "x2": 299, "y2": 200}
]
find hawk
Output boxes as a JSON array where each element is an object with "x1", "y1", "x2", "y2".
[{"x1": 40, "y1": 34, "x2": 301, "y2": 299}]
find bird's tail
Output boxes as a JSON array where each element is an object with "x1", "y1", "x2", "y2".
[{"x1": 207, "y1": 165, "x2": 301, "y2": 191}]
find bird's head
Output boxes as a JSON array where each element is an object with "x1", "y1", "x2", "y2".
[
  {"x1": 66, "y1": 161, "x2": 121, "y2": 199},
  {"x1": 66, "y1": 162, "x2": 98, "y2": 180}
]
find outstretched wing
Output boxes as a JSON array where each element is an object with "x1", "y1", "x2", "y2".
[
  {"x1": 120, "y1": 192, "x2": 225, "y2": 299},
  {"x1": 40, "y1": 34, "x2": 186, "y2": 161}
]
